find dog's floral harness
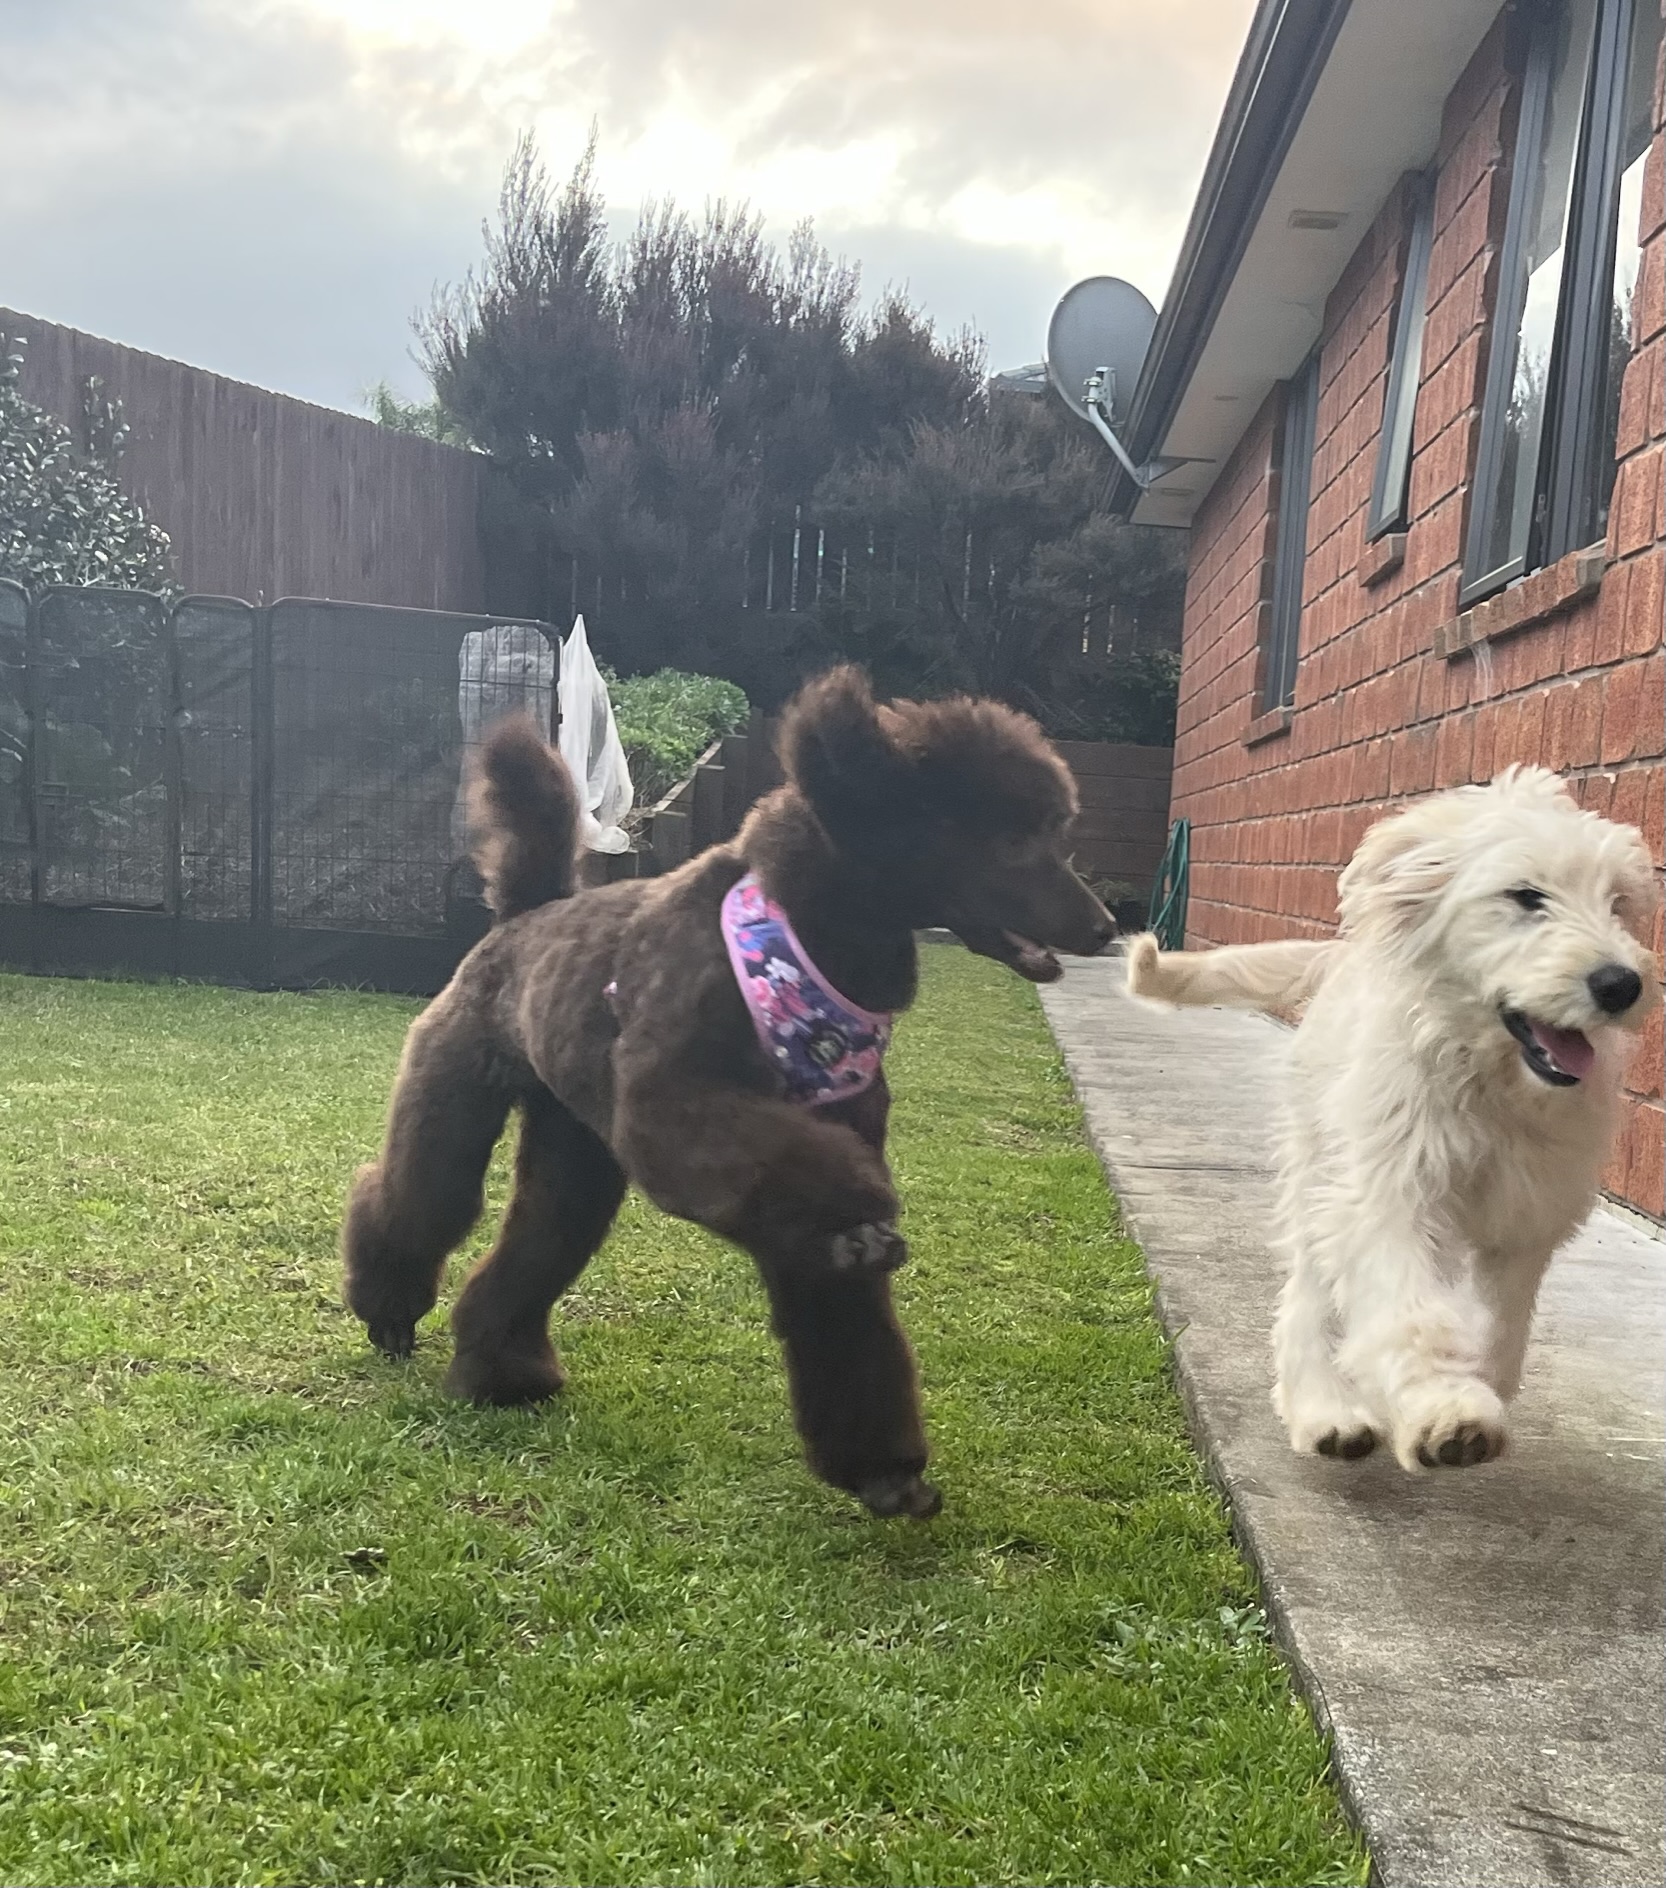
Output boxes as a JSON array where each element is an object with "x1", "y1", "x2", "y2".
[{"x1": 720, "y1": 872, "x2": 891, "y2": 1106}]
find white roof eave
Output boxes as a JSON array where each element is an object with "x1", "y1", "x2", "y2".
[{"x1": 1130, "y1": 0, "x2": 1502, "y2": 527}]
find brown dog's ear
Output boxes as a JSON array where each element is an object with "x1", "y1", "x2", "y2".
[{"x1": 776, "y1": 666, "x2": 912, "y2": 839}]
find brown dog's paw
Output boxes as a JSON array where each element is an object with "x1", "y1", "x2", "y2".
[
  {"x1": 829, "y1": 1221, "x2": 909, "y2": 1273},
  {"x1": 856, "y1": 1471, "x2": 942, "y2": 1520},
  {"x1": 367, "y1": 1319, "x2": 417, "y2": 1360},
  {"x1": 443, "y1": 1344, "x2": 565, "y2": 1406}
]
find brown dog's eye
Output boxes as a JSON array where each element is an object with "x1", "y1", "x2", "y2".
[{"x1": 1508, "y1": 887, "x2": 1547, "y2": 913}]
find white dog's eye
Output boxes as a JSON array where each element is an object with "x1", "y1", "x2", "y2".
[{"x1": 1508, "y1": 887, "x2": 1548, "y2": 913}]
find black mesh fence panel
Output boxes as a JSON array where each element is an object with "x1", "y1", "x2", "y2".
[
  {"x1": 267, "y1": 602, "x2": 555, "y2": 934},
  {"x1": 174, "y1": 597, "x2": 255, "y2": 922},
  {"x1": 34, "y1": 589, "x2": 169, "y2": 909},
  {"x1": 0, "y1": 581, "x2": 28, "y2": 906},
  {"x1": 0, "y1": 589, "x2": 559, "y2": 991}
]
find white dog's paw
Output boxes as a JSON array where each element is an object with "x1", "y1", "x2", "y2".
[
  {"x1": 1393, "y1": 1381, "x2": 1508, "y2": 1471},
  {"x1": 1315, "y1": 1422, "x2": 1379, "y2": 1460},
  {"x1": 1124, "y1": 933, "x2": 1163, "y2": 998},
  {"x1": 1276, "y1": 1386, "x2": 1379, "y2": 1460}
]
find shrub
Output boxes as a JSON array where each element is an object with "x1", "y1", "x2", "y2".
[
  {"x1": 605, "y1": 668, "x2": 748, "y2": 811},
  {"x1": 0, "y1": 337, "x2": 176, "y2": 597}
]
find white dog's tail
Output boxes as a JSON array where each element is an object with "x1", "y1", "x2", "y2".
[{"x1": 1124, "y1": 932, "x2": 1337, "y2": 1012}]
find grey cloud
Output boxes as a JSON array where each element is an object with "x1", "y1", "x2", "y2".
[
  {"x1": 544, "y1": 0, "x2": 1247, "y2": 224},
  {"x1": 0, "y1": 0, "x2": 1251, "y2": 408},
  {"x1": 1, "y1": 0, "x2": 496, "y2": 404}
]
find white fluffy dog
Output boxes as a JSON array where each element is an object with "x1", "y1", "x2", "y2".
[{"x1": 1126, "y1": 767, "x2": 1659, "y2": 1471}]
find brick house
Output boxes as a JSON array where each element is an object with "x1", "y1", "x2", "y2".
[{"x1": 1108, "y1": 0, "x2": 1665, "y2": 1216}]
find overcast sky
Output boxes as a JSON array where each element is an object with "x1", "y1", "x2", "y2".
[{"x1": 1, "y1": 0, "x2": 1255, "y2": 416}]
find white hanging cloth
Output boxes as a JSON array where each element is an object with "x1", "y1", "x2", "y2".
[{"x1": 557, "y1": 615, "x2": 634, "y2": 854}]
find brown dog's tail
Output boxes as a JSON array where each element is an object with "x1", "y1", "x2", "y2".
[
  {"x1": 467, "y1": 715, "x2": 581, "y2": 919},
  {"x1": 1124, "y1": 931, "x2": 1337, "y2": 1012}
]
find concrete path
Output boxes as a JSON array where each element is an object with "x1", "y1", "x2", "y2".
[{"x1": 1039, "y1": 954, "x2": 1665, "y2": 1888}]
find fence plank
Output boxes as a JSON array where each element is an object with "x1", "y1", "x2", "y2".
[
  {"x1": 1052, "y1": 739, "x2": 1174, "y2": 778},
  {"x1": 3, "y1": 307, "x2": 486, "y2": 611}
]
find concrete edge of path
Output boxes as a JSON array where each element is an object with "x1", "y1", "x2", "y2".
[{"x1": 1038, "y1": 955, "x2": 1666, "y2": 1888}]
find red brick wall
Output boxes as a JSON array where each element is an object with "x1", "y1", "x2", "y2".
[{"x1": 1171, "y1": 10, "x2": 1666, "y2": 1217}]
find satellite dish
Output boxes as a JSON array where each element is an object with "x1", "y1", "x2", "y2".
[{"x1": 1046, "y1": 276, "x2": 1157, "y2": 425}]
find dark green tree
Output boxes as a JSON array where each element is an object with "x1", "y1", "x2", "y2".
[
  {"x1": 416, "y1": 137, "x2": 978, "y2": 645},
  {"x1": 809, "y1": 392, "x2": 1185, "y2": 743},
  {"x1": 413, "y1": 135, "x2": 1184, "y2": 740}
]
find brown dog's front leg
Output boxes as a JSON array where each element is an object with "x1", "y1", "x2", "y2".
[
  {"x1": 755, "y1": 1258, "x2": 937, "y2": 1519},
  {"x1": 617, "y1": 1080, "x2": 904, "y2": 1276}
]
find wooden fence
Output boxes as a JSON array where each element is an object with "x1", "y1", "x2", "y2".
[
  {"x1": 612, "y1": 715, "x2": 1172, "y2": 914},
  {"x1": 1050, "y1": 739, "x2": 1173, "y2": 899},
  {"x1": 3, "y1": 308, "x2": 486, "y2": 612}
]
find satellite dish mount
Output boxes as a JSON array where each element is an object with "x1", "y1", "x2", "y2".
[{"x1": 1046, "y1": 277, "x2": 1205, "y2": 492}]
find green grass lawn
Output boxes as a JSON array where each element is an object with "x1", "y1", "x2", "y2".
[{"x1": 0, "y1": 949, "x2": 1365, "y2": 1888}]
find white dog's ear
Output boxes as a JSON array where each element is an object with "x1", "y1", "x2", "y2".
[
  {"x1": 1337, "y1": 796, "x2": 1472, "y2": 937},
  {"x1": 1610, "y1": 825, "x2": 1664, "y2": 939}
]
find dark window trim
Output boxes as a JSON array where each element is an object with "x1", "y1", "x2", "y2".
[
  {"x1": 1367, "y1": 172, "x2": 1437, "y2": 541},
  {"x1": 1543, "y1": 0, "x2": 1637, "y2": 559},
  {"x1": 1461, "y1": 0, "x2": 1649, "y2": 605},
  {"x1": 1461, "y1": 4, "x2": 1559, "y2": 605},
  {"x1": 1264, "y1": 352, "x2": 1320, "y2": 711}
]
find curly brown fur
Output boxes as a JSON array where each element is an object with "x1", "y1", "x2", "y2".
[
  {"x1": 342, "y1": 668, "x2": 1113, "y2": 1521},
  {"x1": 467, "y1": 714, "x2": 580, "y2": 918}
]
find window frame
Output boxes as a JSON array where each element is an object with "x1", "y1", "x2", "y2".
[
  {"x1": 1461, "y1": 0, "x2": 1654, "y2": 604},
  {"x1": 1542, "y1": 0, "x2": 1646, "y2": 558},
  {"x1": 1263, "y1": 351, "x2": 1320, "y2": 712},
  {"x1": 1367, "y1": 172, "x2": 1437, "y2": 541}
]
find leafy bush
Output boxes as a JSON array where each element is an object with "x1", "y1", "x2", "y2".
[
  {"x1": 0, "y1": 337, "x2": 176, "y2": 597},
  {"x1": 606, "y1": 668, "x2": 748, "y2": 810}
]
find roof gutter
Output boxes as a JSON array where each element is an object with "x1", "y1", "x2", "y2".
[{"x1": 1110, "y1": 0, "x2": 1355, "y2": 516}]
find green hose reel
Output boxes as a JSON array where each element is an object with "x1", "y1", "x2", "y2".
[{"x1": 1147, "y1": 817, "x2": 1190, "y2": 951}]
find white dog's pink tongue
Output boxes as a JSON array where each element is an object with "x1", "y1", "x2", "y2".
[{"x1": 1531, "y1": 1020, "x2": 1595, "y2": 1080}]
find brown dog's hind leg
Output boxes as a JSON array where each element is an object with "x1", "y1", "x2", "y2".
[
  {"x1": 343, "y1": 1000, "x2": 515, "y2": 1359},
  {"x1": 756, "y1": 1258, "x2": 938, "y2": 1519},
  {"x1": 445, "y1": 1090, "x2": 626, "y2": 1406}
]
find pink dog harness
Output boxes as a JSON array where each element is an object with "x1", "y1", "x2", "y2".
[{"x1": 720, "y1": 872, "x2": 891, "y2": 1106}]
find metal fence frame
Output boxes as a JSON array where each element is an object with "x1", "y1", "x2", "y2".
[{"x1": 0, "y1": 581, "x2": 558, "y2": 995}]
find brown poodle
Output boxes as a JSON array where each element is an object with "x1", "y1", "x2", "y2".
[{"x1": 342, "y1": 666, "x2": 1113, "y2": 1519}]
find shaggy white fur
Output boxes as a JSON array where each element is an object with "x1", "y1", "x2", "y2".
[{"x1": 1127, "y1": 767, "x2": 1660, "y2": 1471}]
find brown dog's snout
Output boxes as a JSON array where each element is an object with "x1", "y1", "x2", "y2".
[{"x1": 1050, "y1": 882, "x2": 1117, "y2": 958}]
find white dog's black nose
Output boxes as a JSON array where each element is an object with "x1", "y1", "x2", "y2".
[{"x1": 1587, "y1": 963, "x2": 1643, "y2": 1014}]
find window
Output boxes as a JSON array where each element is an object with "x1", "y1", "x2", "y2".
[
  {"x1": 1264, "y1": 352, "x2": 1320, "y2": 711},
  {"x1": 1367, "y1": 173, "x2": 1436, "y2": 540},
  {"x1": 1555, "y1": 0, "x2": 1660, "y2": 544},
  {"x1": 1462, "y1": 0, "x2": 1664, "y2": 602}
]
